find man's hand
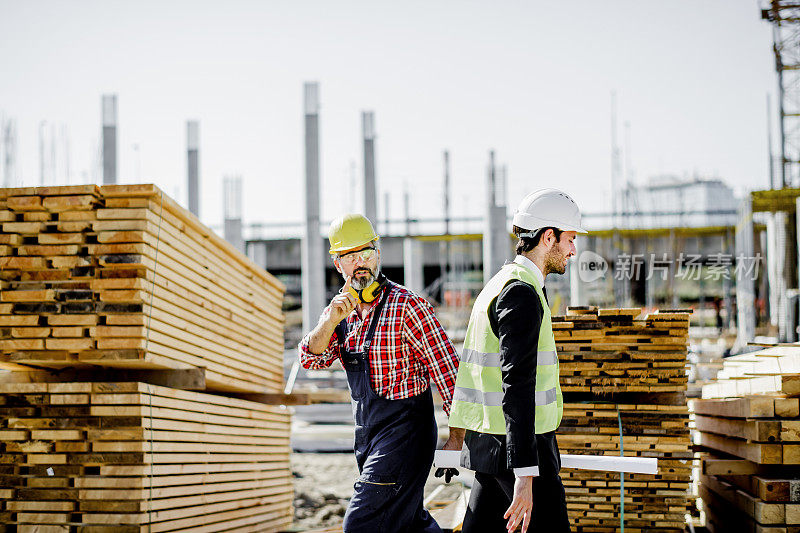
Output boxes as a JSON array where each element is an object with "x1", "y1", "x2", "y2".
[
  {"x1": 504, "y1": 475, "x2": 533, "y2": 533},
  {"x1": 434, "y1": 427, "x2": 465, "y2": 483},
  {"x1": 442, "y1": 427, "x2": 465, "y2": 451},
  {"x1": 307, "y1": 277, "x2": 358, "y2": 355},
  {"x1": 324, "y1": 276, "x2": 358, "y2": 326}
]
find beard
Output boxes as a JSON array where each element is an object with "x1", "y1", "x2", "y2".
[
  {"x1": 545, "y1": 249, "x2": 568, "y2": 275},
  {"x1": 351, "y1": 265, "x2": 380, "y2": 290}
]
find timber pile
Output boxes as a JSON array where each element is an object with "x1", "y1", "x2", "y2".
[
  {"x1": 0, "y1": 382, "x2": 293, "y2": 532},
  {"x1": 0, "y1": 184, "x2": 285, "y2": 394},
  {"x1": 0, "y1": 185, "x2": 293, "y2": 531},
  {"x1": 555, "y1": 307, "x2": 689, "y2": 393},
  {"x1": 556, "y1": 307, "x2": 693, "y2": 533},
  {"x1": 695, "y1": 393, "x2": 800, "y2": 532},
  {"x1": 701, "y1": 344, "x2": 800, "y2": 399}
]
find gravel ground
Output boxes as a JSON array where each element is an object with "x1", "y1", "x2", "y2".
[{"x1": 290, "y1": 452, "x2": 471, "y2": 532}]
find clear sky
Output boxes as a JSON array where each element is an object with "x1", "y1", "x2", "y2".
[{"x1": 0, "y1": 0, "x2": 776, "y2": 235}]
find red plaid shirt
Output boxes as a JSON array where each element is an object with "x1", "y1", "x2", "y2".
[{"x1": 298, "y1": 283, "x2": 459, "y2": 415}]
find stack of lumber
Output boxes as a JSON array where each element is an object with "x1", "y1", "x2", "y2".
[
  {"x1": 0, "y1": 184, "x2": 285, "y2": 394},
  {"x1": 558, "y1": 402, "x2": 692, "y2": 532},
  {"x1": 556, "y1": 307, "x2": 693, "y2": 533},
  {"x1": 0, "y1": 185, "x2": 293, "y2": 532},
  {"x1": 701, "y1": 344, "x2": 800, "y2": 399},
  {"x1": 0, "y1": 381, "x2": 293, "y2": 532},
  {"x1": 554, "y1": 307, "x2": 689, "y2": 393},
  {"x1": 696, "y1": 393, "x2": 800, "y2": 532}
]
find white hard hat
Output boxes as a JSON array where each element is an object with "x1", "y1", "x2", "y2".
[{"x1": 512, "y1": 188, "x2": 587, "y2": 234}]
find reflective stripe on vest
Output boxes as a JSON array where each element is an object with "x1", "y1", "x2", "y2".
[
  {"x1": 460, "y1": 347, "x2": 558, "y2": 367},
  {"x1": 448, "y1": 260, "x2": 563, "y2": 435},
  {"x1": 453, "y1": 385, "x2": 558, "y2": 406}
]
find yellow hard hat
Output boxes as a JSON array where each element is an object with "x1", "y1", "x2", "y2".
[{"x1": 328, "y1": 214, "x2": 379, "y2": 254}]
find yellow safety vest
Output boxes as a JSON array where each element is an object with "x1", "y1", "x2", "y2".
[{"x1": 449, "y1": 261, "x2": 562, "y2": 434}]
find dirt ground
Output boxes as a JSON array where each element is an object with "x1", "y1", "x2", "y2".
[
  {"x1": 291, "y1": 453, "x2": 357, "y2": 530},
  {"x1": 290, "y1": 452, "x2": 469, "y2": 532}
]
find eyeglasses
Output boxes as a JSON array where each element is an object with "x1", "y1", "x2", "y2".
[{"x1": 337, "y1": 246, "x2": 376, "y2": 264}]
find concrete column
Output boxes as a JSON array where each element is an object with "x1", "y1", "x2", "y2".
[
  {"x1": 735, "y1": 196, "x2": 757, "y2": 351},
  {"x1": 39, "y1": 121, "x2": 47, "y2": 185},
  {"x1": 187, "y1": 121, "x2": 200, "y2": 217},
  {"x1": 403, "y1": 238, "x2": 425, "y2": 294},
  {"x1": 362, "y1": 111, "x2": 377, "y2": 224},
  {"x1": 796, "y1": 198, "x2": 800, "y2": 342},
  {"x1": 102, "y1": 95, "x2": 117, "y2": 185},
  {"x1": 248, "y1": 241, "x2": 268, "y2": 270},
  {"x1": 224, "y1": 218, "x2": 244, "y2": 253},
  {"x1": 483, "y1": 151, "x2": 508, "y2": 284},
  {"x1": 223, "y1": 176, "x2": 244, "y2": 253},
  {"x1": 403, "y1": 186, "x2": 424, "y2": 294},
  {"x1": 770, "y1": 212, "x2": 790, "y2": 341},
  {"x1": 2, "y1": 118, "x2": 17, "y2": 188},
  {"x1": 767, "y1": 213, "x2": 780, "y2": 328},
  {"x1": 668, "y1": 230, "x2": 679, "y2": 307},
  {"x1": 570, "y1": 236, "x2": 584, "y2": 307},
  {"x1": 723, "y1": 229, "x2": 734, "y2": 330},
  {"x1": 302, "y1": 83, "x2": 326, "y2": 333},
  {"x1": 443, "y1": 150, "x2": 451, "y2": 235},
  {"x1": 645, "y1": 239, "x2": 654, "y2": 311}
]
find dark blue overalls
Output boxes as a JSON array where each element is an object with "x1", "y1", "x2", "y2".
[{"x1": 337, "y1": 282, "x2": 443, "y2": 533}]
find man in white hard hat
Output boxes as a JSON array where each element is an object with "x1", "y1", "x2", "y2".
[
  {"x1": 299, "y1": 214, "x2": 464, "y2": 533},
  {"x1": 448, "y1": 189, "x2": 586, "y2": 532}
]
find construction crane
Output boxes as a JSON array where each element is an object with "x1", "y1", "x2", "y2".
[{"x1": 762, "y1": 1, "x2": 800, "y2": 187}]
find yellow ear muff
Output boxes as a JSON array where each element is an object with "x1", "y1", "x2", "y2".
[
  {"x1": 360, "y1": 280, "x2": 382, "y2": 303},
  {"x1": 348, "y1": 280, "x2": 382, "y2": 303}
]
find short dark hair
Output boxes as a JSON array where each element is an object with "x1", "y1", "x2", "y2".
[{"x1": 513, "y1": 225, "x2": 563, "y2": 255}]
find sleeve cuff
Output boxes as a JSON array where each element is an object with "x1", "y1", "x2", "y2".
[{"x1": 513, "y1": 466, "x2": 540, "y2": 478}]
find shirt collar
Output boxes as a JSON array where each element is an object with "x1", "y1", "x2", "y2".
[{"x1": 513, "y1": 255, "x2": 545, "y2": 287}]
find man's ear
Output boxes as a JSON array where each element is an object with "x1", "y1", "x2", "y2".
[
  {"x1": 333, "y1": 258, "x2": 342, "y2": 274},
  {"x1": 543, "y1": 228, "x2": 556, "y2": 248}
]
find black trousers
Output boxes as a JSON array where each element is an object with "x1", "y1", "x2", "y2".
[{"x1": 462, "y1": 469, "x2": 571, "y2": 532}]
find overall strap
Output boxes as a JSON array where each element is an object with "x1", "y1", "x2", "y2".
[{"x1": 335, "y1": 319, "x2": 350, "y2": 350}]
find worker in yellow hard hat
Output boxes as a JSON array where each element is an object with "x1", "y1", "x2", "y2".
[{"x1": 298, "y1": 213, "x2": 464, "y2": 533}]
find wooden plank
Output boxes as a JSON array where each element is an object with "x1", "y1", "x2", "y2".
[
  {"x1": 698, "y1": 431, "x2": 785, "y2": 464},
  {"x1": 7, "y1": 196, "x2": 46, "y2": 211},
  {"x1": 34, "y1": 185, "x2": 101, "y2": 196},
  {"x1": 41, "y1": 194, "x2": 99, "y2": 212},
  {"x1": 694, "y1": 397, "x2": 777, "y2": 418},
  {"x1": 783, "y1": 422, "x2": 800, "y2": 442},
  {"x1": 753, "y1": 477, "x2": 800, "y2": 503},
  {"x1": 696, "y1": 415, "x2": 782, "y2": 442},
  {"x1": 703, "y1": 457, "x2": 761, "y2": 475},
  {"x1": 777, "y1": 398, "x2": 800, "y2": 418},
  {"x1": 0, "y1": 368, "x2": 205, "y2": 390}
]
